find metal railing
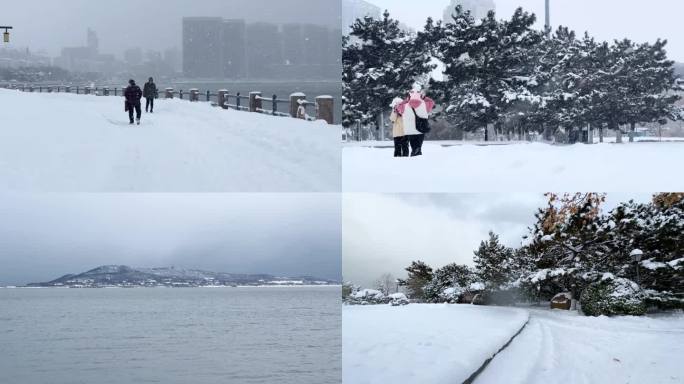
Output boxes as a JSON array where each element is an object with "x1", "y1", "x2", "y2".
[{"x1": 1, "y1": 83, "x2": 335, "y2": 124}]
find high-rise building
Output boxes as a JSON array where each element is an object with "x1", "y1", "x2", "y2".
[
  {"x1": 183, "y1": 17, "x2": 224, "y2": 78},
  {"x1": 223, "y1": 19, "x2": 247, "y2": 79},
  {"x1": 281, "y1": 23, "x2": 305, "y2": 66},
  {"x1": 443, "y1": 0, "x2": 496, "y2": 23},
  {"x1": 86, "y1": 28, "x2": 99, "y2": 54},
  {"x1": 342, "y1": 0, "x2": 382, "y2": 34},
  {"x1": 245, "y1": 22, "x2": 282, "y2": 79}
]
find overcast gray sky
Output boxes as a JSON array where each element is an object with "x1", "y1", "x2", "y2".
[
  {"x1": 0, "y1": 194, "x2": 341, "y2": 286},
  {"x1": 2, "y1": 0, "x2": 341, "y2": 57},
  {"x1": 343, "y1": 193, "x2": 653, "y2": 288},
  {"x1": 369, "y1": 0, "x2": 684, "y2": 62}
]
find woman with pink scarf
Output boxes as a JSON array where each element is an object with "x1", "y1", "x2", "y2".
[{"x1": 396, "y1": 90, "x2": 435, "y2": 157}]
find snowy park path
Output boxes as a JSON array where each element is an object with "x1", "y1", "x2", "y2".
[
  {"x1": 343, "y1": 304, "x2": 529, "y2": 384},
  {"x1": 475, "y1": 309, "x2": 684, "y2": 384},
  {"x1": 0, "y1": 90, "x2": 340, "y2": 191},
  {"x1": 343, "y1": 142, "x2": 684, "y2": 192}
]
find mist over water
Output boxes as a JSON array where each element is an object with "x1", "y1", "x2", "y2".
[{"x1": 0, "y1": 287, "x2": 341, "y2": 384}]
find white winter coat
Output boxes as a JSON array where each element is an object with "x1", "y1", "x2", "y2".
[{"x1": 402, "y1": 100, "x2": 430, "y2": 136}]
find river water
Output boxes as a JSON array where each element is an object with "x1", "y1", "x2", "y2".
[{"x1": 0, "y1": 286, "x2": 341, "y2": 384}]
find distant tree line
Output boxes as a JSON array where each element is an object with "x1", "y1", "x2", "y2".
[
  {"x1": 398, "y1": 193, "x2": 684, "y2": 315},
  {"x1": 343, "y1": 6, "x2": 682, "y2": 141}
]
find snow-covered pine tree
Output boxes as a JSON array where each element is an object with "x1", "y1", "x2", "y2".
[
  {"x1": 423, "y1": 263, "x2": 475, "y2": 302},
  {"x1": 342, "y1": 11, "x2": 435, "y2": 131},
  {"x1": 398, "y1": 261, "x2": 434, "y2": 301},
  {"x1": 624, "y1": 40, "x2": 681, "y2": 141},
  {"x1": 433, "y1": 6, "x2": 541, "y2": 141},
  {"x1": 473, "y1": 231, "x2": 514, "y2": 290}
]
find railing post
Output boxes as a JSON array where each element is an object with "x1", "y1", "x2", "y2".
[
  {"x1": 179, "y1": 90, "x2": 184, "y2": 100},
  {"x1": 236, "y1": 92, "x2": 241, "y2": 110},
  {"x1": 76, "y1": 86, "x2": 80, "y2": 94},
  {"x1": 316, "y1": 96, "x2": 334, "y2": 125},
  {"x1": 47, "y1": 86, "x2": 52, "y2": 93},
  {"x1": 249, "y1": 91, "x2": 262, "y2": 112},
  {"x1": 114, "y1": 87, "x2": 117, "y2": 96},
  {"x1": 39, "y1": 86, "x2": 42, "y2": 92},
  {"x1": 272, "y1": 94, "x2": 277, "y2": 115},
  {"x1": 189, "y1": 88, "x2": 199, "y2": 102},
  {"x1": 103, "y1": 87, "x2": 110, "y2": 96},
  {"x1": 84, "y1": 87, "x2": 91, "y2": 95},
  {"x1": 206, "y1": 90, "x2": 211, "y2": 102},
  {"x1": 65, "y1": 86, "x2": 71, "y2": 93},
  {"x1": 290, "y1": 92, "x2": 306, "y2": 118},
  {"x1": 165, "y1": 88, "x2": 174, "y2": 99},
  {"x1": 29, "y1": 86, "x2": 33, "y2": 92},
  {"x1": 217, "y1": 89, "x2": 228, "y2": 109}
]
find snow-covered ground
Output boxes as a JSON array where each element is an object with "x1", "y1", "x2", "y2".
[
  {"x1": 343, "y1": 141, "x2": 684, "y2": 192},
  {"x1": 343, "y1": 304, "x2": 529, "y2": 384},
  {"x1": 0, "y1": 89, "x2": 340, "y2": 191},
  {"x1": 476, "y1": 308, "x2": 684, "y2": 384}
]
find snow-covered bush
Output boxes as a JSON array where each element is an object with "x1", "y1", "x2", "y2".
[
  {"x1": 345, "y1": 289, "x2": 390, "y2": 305},
  {"x1": 388, "y1": 293, "x2": 409, "y2": 306},
  {"x1": 580, "y1": 277, "x2": 646, "y2": 317}
]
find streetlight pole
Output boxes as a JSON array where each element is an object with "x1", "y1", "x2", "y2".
[
  {"x1": 630, "y1": 249, "x2": 643, "y2": 286},
  {"x1": 1, "y1": 26, "x2": 13, "y2": 43},
  {"x1": 545, "y1": 0, "x2": 551, "y2": 36}
]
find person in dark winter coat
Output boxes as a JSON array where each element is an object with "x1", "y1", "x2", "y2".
[
  {"x1": 143, "y1": 77, "x2": 158, "y2": 113},
  {"x1": 124, "y1": 79, "x2": 143, "y2": 125}
]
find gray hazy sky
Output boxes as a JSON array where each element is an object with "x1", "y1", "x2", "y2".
[
  {"x1": 2, "y1": 0, "x2": 341, "y2": 57},
  {"x1": 369, "y1": 0, "x2": 684, "y2": 62},
  {"x1": 343, "y1": 193, "x2": 653, "y2": 288},
  {"x1": 0, "y1": 194, "x2": 341, "y2": 286}
]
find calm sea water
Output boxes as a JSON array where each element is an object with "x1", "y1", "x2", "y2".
[{"x1": 0, "y1": 286, "x2": 341, "y2": 384}]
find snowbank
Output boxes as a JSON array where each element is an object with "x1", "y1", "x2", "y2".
[
  {"x1": 343, "y1": 304, "x2": 529, "y2": 384},
  {"x1": 0, "y1": 89, "x2": 340, "y2": 191},
  {"x1": 343, "y1": 141, "x2": 684, "y2": 192},
  {"x1": 476, "y1": 308, "x2": 684, "y2": 384}
]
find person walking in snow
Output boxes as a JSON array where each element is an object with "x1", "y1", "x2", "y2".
[
  {"x1": 124, "y1": 79, "x2": 143, "y2": 125},
  {"x1": 143, "y1": 77, "x2": 158, "y2": 113},
  {"x1": 390, "y1": 97, "x2": 409, "y2": 157},
  {"x1": 397, "y1": 89, "x2": 435, "y2": 157}
]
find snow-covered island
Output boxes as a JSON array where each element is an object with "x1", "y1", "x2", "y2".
[{"x1": 24, "y1": 265, "x2": 339, "y2": 288}]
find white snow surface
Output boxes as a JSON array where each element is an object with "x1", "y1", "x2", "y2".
[
  {"x1": 343, "y1": 304, "x2": 529, "y2": 384},
  {"x1": 476, "y1": 309, "x2": 684, "y2": 384},
  {"x1": 343, "y1": 141, "x2": 684, "y2": 192},
  {"x1": 0, "y1": 89, "x2": 340, "y2": 191}
]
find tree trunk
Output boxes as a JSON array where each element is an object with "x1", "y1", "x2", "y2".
[
  {"x1": 615, "y1": 122, "x2": 623, "y2": 144},
  {"x1": 599, "y1": 125, "x2": 604, "y2": 143},
  {"x1": 629, "y1": 122, "x2": 636, "y2": 143},
  {"x1": 484, "y1": 125, "x2": 489, "y2": 142}
]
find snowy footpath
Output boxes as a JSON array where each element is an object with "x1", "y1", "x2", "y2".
[
  {"x1": 0, "y1": 89, "x2": 340, "y2": 191},
  {"x1": 343, "y1": 142, "x2": 684, "y2": 192},
  {"x1": 343, "y1": 305, "x2": 684, "y2": 384},
  {"x1": 476, "y1": 308, "x2": 684, "y2": 384},
  {"x1": 343, "y1": 304, "x2": 529, "y2": 384}
]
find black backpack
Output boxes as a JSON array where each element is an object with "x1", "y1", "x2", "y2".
[{"x1": 412, "y1": 107, "x2": 431, "y2": 134}]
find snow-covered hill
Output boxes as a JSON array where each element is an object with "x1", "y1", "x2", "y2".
[
  {"x1": 0, "y1": 89, "x2": 340, "y2": 192},
  {"x1": 343, "y1": 141, "x2": 684, "y2": 192},
  {"x1": 30, "y1": 265, "x2": 338, "y2": 287}
]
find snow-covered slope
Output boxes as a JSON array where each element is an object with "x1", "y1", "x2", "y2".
[
  {"x1": 343, "y1": 141, "x2": 684, "y2": 192},
  {"x1": 0, "y1": 89, "x2": 340, "y2": 192},
  {"x1": 476, "y1": 308, "x2": 684, "y2": 384},
  {"x1": 343, "y1": 304, "x2": 529, "y2": 384}
]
